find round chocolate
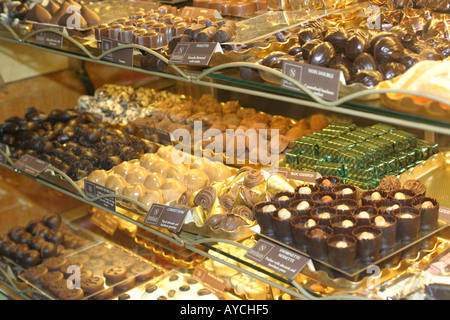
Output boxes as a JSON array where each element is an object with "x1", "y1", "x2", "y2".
[{"x1": 327, "y1": 234, "x2": 357, "y2": 269}]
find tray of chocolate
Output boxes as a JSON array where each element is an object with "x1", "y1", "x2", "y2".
[
  {"x1": 131, "y1": 92, "x2": 333, "y2": 166},
  {"x1": 24, "y1": 0, "x2": 103, "y2": 34},
  {"x1": 236, "y1": 8, "x2": 450, "y2": 100},
  {"x1": 112, "y1": 270, "x2": 222, "y2": 300},
  {"x1": 17, "y1": 240, "x2": 163, "y2": 300},
  {"x1": 251, "y1": 171, "x2": 449, "y2": 280}
]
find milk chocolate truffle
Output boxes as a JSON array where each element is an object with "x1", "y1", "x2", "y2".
[
  {"x1": 290, "y1": 215, "x2": 319, "y2": 251},
  {"x1": 305, "y1": 226, "x2": 334, "y2": 260},
  {"x1": 183, "y1": 169, "x2": 210, "y2": 192},
  {"x1": 80, "y1": 5, "x2": 101, "y2": 27},
  {"x1": 125, "y1": 166, "x2": 150, "y2": 184},
  {"x1": 378, "y1": 175, "x2": 401, "y2": 193},
  {"x1": 402, "y1": 179, "x2": 426, "y2": 197},
  {"x1": 353, "y1": 226, "x2": 382, "y2": 261},
  {"x1": 253, "y1": 201, "x2": 280, "y2": 236},
  {"x1": 86, "y1": 169, "x2": 109, "y2": 186},
  {"x1": 113, "y1": 161, "x2": 137, "y2": 179},
  {"x1": 105, "y1": 173, "x2": 128, "y2": 194},
  {"x1": 327, "y1": 234, "x2": 357, "y2": 269},
  {"x1": 143, "y1": 172, "x2": 166, "y2": 190},
  {"x1": 413, "y1": 197, "x2": 439, "y2": 231},
  {"x1": 395, "y1": 207, "x2": 421, "y2": 241},
  {"x1": 26, "y1": 4, "x2": 52, "y2": 23}
]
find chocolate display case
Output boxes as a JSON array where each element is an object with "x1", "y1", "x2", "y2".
[{"x1": 1, "y1": 0, "x2": 450, "y2": 300}]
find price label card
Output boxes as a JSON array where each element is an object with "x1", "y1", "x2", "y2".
[
  {"x1": 84, "y1": 180, "x2": 116, "y2": 212},
  {"x1": 144, "y1": 204, "x2": 189, "y2": 232},
  {"x1": 101, "y1": 38, "x2": 133, "y2": 67},
  {"x1": 34, "y1": 26, "x2": 64, "y2": 48},
  {"x1": 244, "y1": 238, "x2": 309, "y2": 280},
  {"x1": 169, "y1": 42, "x2": 222, "y2": 66},
  {"x1": 180, "y1": 6, "x2": 221, "y2": 19},
  {"x1": 193, "y1": 265, "x2": 227, "y2": 295},
  {"x1": 13, "y1": 154, "x2": 50, "y2": 177},
  {"x1": 281, "y1": 60, "x2": 343, "y2": 102},
  {"x1": 142, "y1": 125, "x2": 172, "y2": 145},
  {"x1": 439, "y1": 207, "x2": 450, "y2": 224},
  {"x1": 90, "y1": 209, "x2": 119, "y2": 236},
  {"x1": 0, "y1": 143, "x2": 9, "y2": 164},
  {"x1": 274, "y1": 168, "x2": 321, "y2": 183}
]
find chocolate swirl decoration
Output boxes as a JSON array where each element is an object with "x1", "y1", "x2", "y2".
[
  {"x1": 177, "y1": 191, "x2": 192, "y2": 206},
  {"x1": 204, "y1": 214, "x2": 247, "y2": 232},
  {"x1": 243, "y1": 169, "x2": 265, "y2": 189},
  {"x1": 218, "y1": 193, "x2": 236, "y2": 212},
  {"x1": 232, "y1": 205, "x2": 255, "y2": 222},
  {"x1": 378, "y1": 175, "x2": 401, "y2": 193},
  {"x1": 236, "y1": 166, "x2": 253, "y2": 176},
  {"x1": 231, "y1": 181, "x2": 244, "y2": 196},
  {"x1": 402, "y1": 179, "x2": 426, "y2": 197},
  {"x1": 239, "y1": 187, "x2": 260, "y2": 208},
  {"x1": 194, "y1": 186, "x2": 217, "y2": 211}
]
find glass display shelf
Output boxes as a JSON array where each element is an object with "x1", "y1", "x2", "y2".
[{"x1": 1, "y1": 18, "x2": 449, "y2": 136}]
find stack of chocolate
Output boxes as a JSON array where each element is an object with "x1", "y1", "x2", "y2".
[{"x1": 285, "y1": 122, "x2": 439, "y2": 190}]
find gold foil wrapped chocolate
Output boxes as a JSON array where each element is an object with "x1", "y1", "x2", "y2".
[{"x1": 266, "y1": 173, "x2": 299, "y2": 194}]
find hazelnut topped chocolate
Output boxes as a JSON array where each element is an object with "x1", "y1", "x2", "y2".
[{"x1": 316, "y1": 176, "x2": 340, "y2": 191}]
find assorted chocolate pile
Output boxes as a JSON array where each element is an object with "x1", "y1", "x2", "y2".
[
  {"x1": 253, "y1": 174, "x2": 440, "y2": 269},
  {"x1": 0, "y1": 213, "x2": 91, "y2": 269},
  {"x1": 76, "y1": 84, "x2": 183, "y2": 124},
  {"x1": 25, "y1": 0, "x2": 102, "y2": 28},
  {"x1": 134, "y1": 93, "x2": 330, "y2": 164},
  {"x1": 249, "y1": 16, "x2": 450, "y2": 87},
  {"x1": 0, "y1": 107, "x2": 160, "y2": 181},
  {"x1": 22, "y1": 241, "x2": 159, "y2": 300}
]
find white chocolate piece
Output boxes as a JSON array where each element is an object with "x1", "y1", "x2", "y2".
[
  {"x1": 341, "y1": 188, "x2": 353, "y2": 195},
  {"x1": 298, "y1": 187, "x2": 312, "y2": 195},
  {"x1": 422, "y1": 201, "x2": 434, "y2": 209},
  {"x1": 394, "y1": 192, "x2": 406, "y2": 200},
  {"x1": 336, "y1": 204, "x2": 350, "y2": 211},
  {"x1": 296, "y1": 201, "x2": 310, "y2": 210},
  {"x1": 358, "y1": 232, "x2": 375, "y2": 240},
  {"x1": 341, "y1": 220, "x2": 354, "y2": 228},
  {"x1": 304, "y1": 219, "x2": 317, "y2": 228},
  {"x1": 374, "y1": 216, "x2": 388, "y2": 227},
  {"x1": 357, "y1": 211, "x2": 370, "y2": 219},
  {"x1": 335, "y1": 241, "x2": 348, "y2": 248},
  {"x1": 400, "y1": 213, "x2": 413, "y2": 219},
  {"x1": 278, "y1": 208, "x2": 292, "y2": 220},
  {"x1": 262, "y1": 204, "x2": 277, "y2": 213},
  {"x1": 318, "y1": 212, "x2": 330, "y2": 219},
  {"x1": 370, "y1": 192, "x2": 382, "y2": 200}
]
